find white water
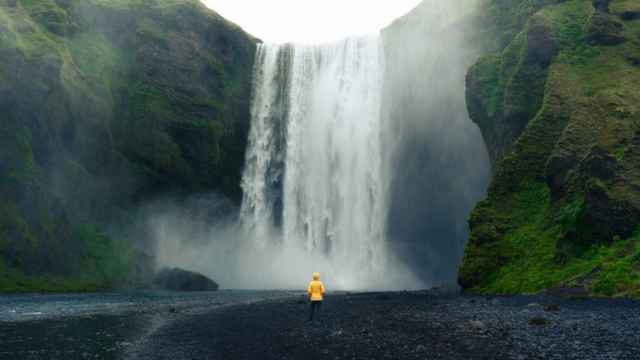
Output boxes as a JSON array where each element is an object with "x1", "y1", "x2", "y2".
[
  {"x1": 152, "y1": 1, "x2": 488, "y2": 290},
  {"x1": 240, "y1": 35, "x2": 422, "y2": 290}
]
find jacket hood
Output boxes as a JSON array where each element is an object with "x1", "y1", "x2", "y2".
[{"x1": 312, "y1": 272, "x2": 320, "y2": 280}]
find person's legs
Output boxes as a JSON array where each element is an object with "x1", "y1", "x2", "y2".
[
  {"x1": 309, "y1": 301, "x2": 321, "y2": 321},
  {"x1": 316, "y1": 301, "x2": 322, "y2": 319},
  {"x1": 308, "y1": 301, "x2": 315, "y2": 321},
  {"x1": 315, "y1": 301, "x2": 321, "y2": 320}
]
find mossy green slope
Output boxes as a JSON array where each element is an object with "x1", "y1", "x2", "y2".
[
  {"x1": 0, "y1": 0, "x2": 256, "y2": 291},
  {"x1": 460, "y1": 0, "x2": 640, "y2": 297}
]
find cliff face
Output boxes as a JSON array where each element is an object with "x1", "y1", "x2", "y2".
[
  {"x1": 0, "y1": 0, "x2": 256, "y2": 291},
  {"x1": 460, "y1": 0, "x2": 640, "y2": 297}
]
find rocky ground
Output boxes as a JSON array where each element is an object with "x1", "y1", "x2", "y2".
[
  {"x1": 131, "y1": 291, "x2": 640, "y2": 360},
  {"x1": 2, "y1": 291, "x2": 640, "y2": 360}
]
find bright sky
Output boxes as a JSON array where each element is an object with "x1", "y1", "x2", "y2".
[{"x1": 200, "y1": 0, "x2": 424, "y2": 44}]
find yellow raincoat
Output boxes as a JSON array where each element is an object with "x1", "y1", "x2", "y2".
[{"x1": 307, "y1": 272, "x2": 325, "y2": 301}]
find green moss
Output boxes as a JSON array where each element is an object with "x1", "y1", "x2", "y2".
[
  {"x1": 0, "y1": 202, "x2": 38, "y2": 249},
  {"x1": 538, "y1": 0, "x2": 592, "y2": 49},
  {"x1": 0, "y1": 0, "x2": 256, "y2": 292},
  {"x1": 468, "y1": 55, "x2": 502, "y2": 120},
  {"x1": 66, "y1": 31, "x2": 124, "y2": 89},
  {"x1": 19, "y1": 0, "x2": 76, "y2": 36},
  {"x1": 0, "y1": 4, "x2": 57, "y2": 59},
  {"x1": 136, "y1": 18, "x2": 167, "y2": 44},
  {"x1": 462, "y1": 0, "x2": 640, "y2": 298},
  {"x1": 91, "y1": 0, "x2": 200, "y2": 10},
  {"x1": 590, "y1": 234, "x2": 640, "y2": 297},
  {"x1": 482, "y1": 0, "x2": 562, "y2": 50},
  {"x1": 465, "y1": 183, "x2": 640, "y2": 296},
  {"x1": 75, "y1": 225, "x2": 134, "y2": 285},
  {"x1": 0, "y1": 224, "x2": 136, "y2": 293}
]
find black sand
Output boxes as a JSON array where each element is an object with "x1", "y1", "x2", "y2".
[
  {"x1": 2, "y1": 291, "x2": 640, "y2": 360},
  {"x1": 132, "y1": 291, "x2": 640, "y2": 360}
]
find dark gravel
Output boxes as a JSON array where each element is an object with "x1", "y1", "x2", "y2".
[
  {"x1": 0, "y1": 313, "x2": 153, "y2": 360},
  {"x1": 0, "y1": 290, "x2": 290, "y2": 360},
  {"x1": 2, "y1": 291, "x2": 640, "y2": 359},
  {"x1": 131, "y1": 292, "x2": 640, "y2": 360}
]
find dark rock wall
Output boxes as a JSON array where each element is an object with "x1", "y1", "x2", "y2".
[
  {"x1": 459, "y1": 0, "x2": 640, "y2": 297},
  {"x1": 0, "y1": 0, "x2": 256, "y2": 283}
]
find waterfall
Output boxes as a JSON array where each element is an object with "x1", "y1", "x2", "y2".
[
  {"x1": 240, "y1": 35, "x2": 421, "y2": 290},
  {"x1": 152, "y1": 1, "x2": 489, "y2": 290}
]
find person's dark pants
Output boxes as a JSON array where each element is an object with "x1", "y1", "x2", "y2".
[{"x1": 309, "y1": 300, "x2": 322, "y2": 321}]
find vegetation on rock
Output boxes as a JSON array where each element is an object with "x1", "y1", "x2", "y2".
[
  {"x1": 460, "y1": 0, "x2": 640, "y2": 297},
  {"x1": 0, "y1": 0, "x2": 256, "y2": 292}
]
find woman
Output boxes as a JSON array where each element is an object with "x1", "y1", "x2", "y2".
[{"x1": 307, "y1": 272, "x2": 325, "y2": 321}]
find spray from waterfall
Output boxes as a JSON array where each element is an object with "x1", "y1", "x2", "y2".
[
  {"x1": 151, "y1": 0, "x2": 490, "y2": 290},
  {"x1": 240, "y1": 36, "x2": 422, "y2": 290}
]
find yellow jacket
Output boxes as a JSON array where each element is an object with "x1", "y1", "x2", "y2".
[{"x1": 307, "y1": 272, "x2": 325, "y2": 301}]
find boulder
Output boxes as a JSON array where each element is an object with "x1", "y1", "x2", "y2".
[{"x1": 152, "y1": 268, "x2": 219, "y2": 292}]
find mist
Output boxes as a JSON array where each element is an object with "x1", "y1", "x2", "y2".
[
  {"x1": 381, "y1": 0, "x2": 490, "y2": 285},
  {"x1": 148, "y1": 193, "x2": 421, "y2": 290},
  {"x1": 149, "y1": 0, "x2": 490, "y2": 291}
]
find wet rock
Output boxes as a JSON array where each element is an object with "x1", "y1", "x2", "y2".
[
  {"x1": 469, "y1": 320, "x2": 488, "y2": 333},
  {"x1": 625, "y1": 54, "x2": 640, "y2": 66},
  {"x1": 580, "y1": 146, "x2": 618, "y2": 180},
  {"x1": 544, "y1": 304, "x2": 560, "y2": 312},
  {"x1": 587, "y1": 13, "x2": 626, "y2": 45},
  {"x1": 528, "y1": 317, "x2": 548, "y2": 326},
  {"x1": 593, "y1": 0, "x2": 610, "y2": 13},
  {"x1": 621, "y1": 11, "x2": 640, "y2": 21},
  {"x1": 546, "y1": 150, "x2": 578, "y2": 199},
  {"x1": 526, "y1": 17, "x2": 558, "y2": 68},
  {"x1": 152, "y1": 268, "x2": 219, "y2": 292},
  {"x1": 581, "y1": 177, "x2": 640, "y2": 242},
  {"x1": 547, "y1": 144, "x2": 640, "y2": 245}
]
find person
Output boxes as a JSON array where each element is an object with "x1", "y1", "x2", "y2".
[{"x1": 307, "y1": 272, "x2": 325, "y2": 321}]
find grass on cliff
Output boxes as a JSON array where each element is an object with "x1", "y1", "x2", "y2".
[
  {"x1": 0, "y1": 225, "x2": 135, "y2": 293},
  {"x1": 1, "y1": 0, "x2": 254, "y2": 292},
  {"x1": 463, "y1": 0, "x2": 640, "y2": 297},
  {"x1": 470, "y1": 182, "x2": 640, "y2": 297}
]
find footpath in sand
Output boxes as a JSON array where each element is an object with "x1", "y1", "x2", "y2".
[{"x1": 132, "y1": 291, "x2": 640, "y2": 360}]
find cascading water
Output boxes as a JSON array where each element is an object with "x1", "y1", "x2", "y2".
[
  {"x1": 240, "y1": 35, "x2": 421, "y2": 290},
  {"x1": 153, "y1": 0, "x2": 489, "y2": 290}
]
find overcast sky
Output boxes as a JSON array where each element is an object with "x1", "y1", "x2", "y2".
[{"x1": 200, "y1": 0, "x2": 424, "y2": 44}]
